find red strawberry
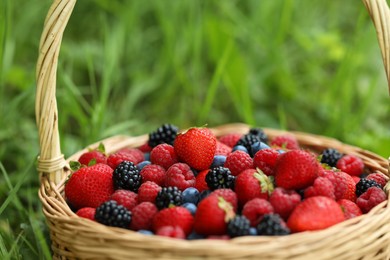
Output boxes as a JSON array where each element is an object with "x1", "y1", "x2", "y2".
[
  {"x1": 194, "y1": 194, "x2": 235, "y2": 235},
  {"x1": 304, "y1": 177, "x2": 335, "y2": 200},
  {"x1": 78, "y1": 150, "x2": 107, "y2": 166},
  {"x1": 367, "y1": 172, "x2": 388, "y2": 188},
  {"x1": 150, "y1": 143, "x2": 178, "y2": 170},
  {"x1": 140, "y1": 164, "x2": 166, "y2": 186},
  {"x1": 65, "y1": 163, "x2": 114, "y2": 210},
  {"x1": 107, "y1": 152, "x2": 137, "y2": 169},
  {"x1": 153, "y1": 206, "x2": 194, "y2": 235},
  {"x1": 156, "y1": 226, "x2": 186, "y2": 239},
  {"x1": 270, "y1": 134, "x2": 299, "y2": 150},
  {"x1": 195, "y1": 170, "x2": 209, "y2": 192},
  {"x1": 218, "y1": 133, "x2": 242, "y2": 148},
  {"x1": 336, "y1": 155, "x2": 364, "y2": 176},
  {"x1": 275, "y1": 150, "x2": 319, "y2": 190},
  {"x1": 215, "y1": 141, "x2": 232, "y2": 156},
  {"x1": 269, "y1": 187, "x2": 301, "y2": 220},
  {"x1": 130, "y1": 202, "x2": 158, "y2": 231},
  {"x1": 242, "y1": 198, "x2": 274, "y2": 227},
  {"x1": 211, "y1": 189, "x2": 238, "y2": 212},
  {"x1": 110, "y1": 189, "x2": 138, "y2": 211},
  {"x1": 253, "y1": 148, "x2": 279, "y2": 176},
  {"x1": 76, "y1": 207, "x2": 96, "y2": 221},
  {"x1": 235, "y1": 169, "x2": 274, "y2": 206},
  {"x1": 356, "y1": 187, "x2": 387, "y2": 213},
  {"x1": 138, "y1": 142, "x2": 152, "y2": 153},
  {"x1": 287, "y1": 196, "x2": 345, "y2": 232},
  {"x1": 337, "y1": 199, "x2": 362, "y2": 219},
  {"x1": 137, "y1": 181, "x2": 162, "y2": 204},
  {"x1": 117, "y1": 148, "x2": 144, "y2": 164},
  {"x1": 174, "y1": 127, "x2": 217, "y2": 171},
  {"x1": 165, "y1": 163, "x2": 196, "y2": 191},
  {"x1": 224, "y1": 150, "x2": 253, "y2": 176}
]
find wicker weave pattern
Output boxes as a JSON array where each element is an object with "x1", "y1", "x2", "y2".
[{"x1": 36, "y1": 0, "x2": 390, "y2": 259}]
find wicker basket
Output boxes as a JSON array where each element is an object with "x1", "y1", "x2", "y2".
[{"x1": 36, "y1": 0, "x2": 390, "y2": 259}]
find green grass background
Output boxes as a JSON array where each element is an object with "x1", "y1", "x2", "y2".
[{"x1": 1, "y1": 0, "x2": 389, "y2": 259}]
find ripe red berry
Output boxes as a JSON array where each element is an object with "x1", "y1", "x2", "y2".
[
  {"x1": 117, "y1": 148, "x2": 144, "y2": 164},
  {"x1": 137, "y1": 181, "x2": 162, "y2": 204},
  {"x1": 150, "y1": 144, "x2": 178, "y2": 170},
  {"x1": 218, "y1": 133, "x2": 242, "y2": 148},
  {"x1": 215, "y1": 141, "x2": 232, "y2": 156},
  {"x1": 130, "y1": 202, "x2": 158, "y2": 231},
  {"x1": 224, "y1": 150, "x2": 253, "y2": 176},
  {"x1": 153, "y1": 206, "x2": 194, "y2": 236},
  {"x1": 156, "y1": 226, "x2": 186, "y2": 239},
  {"x1": 195, "y1": 170, "x2": 210, "y2": 192},
  {"x1": 242, "y1": 198, "x2": 274, "y2": 227},
  {"x1": 140, "y1": 164, "x2": 166, "y2": 186},
  {"x1": 337, "y1": 199, "x2": 362, "y2": 219},
  {"x1": 211, "y1": 189, "x2": 238, "y2": 212},
  {"x1": 65, "y1": 163, "x2": 114, "y2": 210},
  {"x1": 107, "y1": 152, "x2": 137, "y2": 169},
  {"x1": 275, "y1": 150, "x2": 319, "y2": 190},
  {"x1": 270, "y1": 134, "x2": 299, "y2": 150},
  {"x1": 304, "y1": 177, "x2": 335, "y2": 200},
  {"x1": 76, "y1": 207, "x2": 96, "y2": 221},
  {"x1": 253, "y1": 148, "x2": 279, "y2": 176},
  {"x1": 174, "y1": 127, "x2": 217, "y2": 171},
  {"x1": 366, "y1": 172, "x2": 388, "y2": 188},
  {"x1": 356, "y1": 187, "x2": 387, "y2": 213},
  {"x1": 78, "y1": 150, "x2": 107, "y2": 166},
  {"x1": 165, "y1": 163, "x2": 196, "y2": 191},
  {"x1": 332, "y1": 171, "x2": 356, "y2": 201},
  {"x1": 110, "y1": 189, "x2": 138, "y2": 211},
  {"x1": 269, "y1": 187, "x2": 301, "y2": 220},
  {"x1": 336, "y1": 155, "x2": 364, "y2": 176},
  {"x1": 138, "y1": 142, "x2": 152, "y2": 153}
]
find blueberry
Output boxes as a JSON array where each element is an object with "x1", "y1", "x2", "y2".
[
  {"x1": 138, "y1": 229, "x2": 154, "y2": 235},
  {"x1": 182, "y1": 202, "x2": 197, "y2": 215},
  {"x1": 187, "y1": 231, "x2": 205, "y2": 240},
  {"x1": 211, "y1": 155, "x2": 227, "y2": 168},
  {"x1": 251, "y1": 142, "x2": 270, "y2": 156},
  {"x1": 182, "y1": 187, "x2": 200, "y2": 204},
  {"x1": 249, "y1": 227, "x2": 258, "y2": 236},
  {"x1": 144, "y1": 152, "x2": 150, "y2": 161},
  {"x1": 137, "y1": 160, "x2": 151, "y2": 170},
  {"x1": 232, "y1": 145, "x2": 249, "y2": 153}
]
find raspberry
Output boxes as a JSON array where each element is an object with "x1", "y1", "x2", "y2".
[
  {"x1": 113, "y1": 161, "x2": 142, "y2": 192},
  {"x1": 337, "y1": 199, "x2": 362, "y2": 220},
  {"x1": 155, "y1": 186, "x2": 183, "y2": 209},
  {"x1": 235, "y1": 134, "x2": 261, "y2": 157},
  {"x1": 156, "y1": 226, "x2": 186, "y2": 239},
  {"x1": 110, "y1": 189, "x2": 138, "y2": 211},
  {"x1": 150, "y1": 143, "x2": 178, "y2": 170},
  {"x1": 242, "y1": 198, "x2": 274, "y2": 227},
  {"x1": 227, "y1": 215, "x2": 251, "y2": 238},
  {"x1": 194, "y1": 170, "x2": 209, "y2": 192},
  {"x1": 205, "y1": 166, "x2": 235, "y2": 190},
  {"x1": 356, "y1": 178, "x2": 381, "y2": 197},
  {"x1": 320, "y1": 148, "x2": 343, "y2": 167},
  {"x1": 215, "y1": 141, "x2": 232, "y2": 156},
  {"x1": 130, "y1": 202, "x2": 158, "y2": 231},
  {"x1": 148, "y1": 123, "x2": 179, "y2": 148},
  {"x1": 107, "y1": 152, "x2": 137, "y2": 169},
  {"x1": 336, "y1": 155, "x2": 364, "y2": 176},
  {"x1": 137, "y1": 181, "x2": 162, "y2": 204},
  {"x1": 153, "y1": 206, "x2": 194, "y2": 235},
  {"x1": 140, "y1": 164, "x2": 166, "y2": 186},
  {"x1": 330, "y1": 171, "x2": 356, "y2": 201},
  {"x1": 304, "y1": 177, "x2": 335, "y2": 200},
  {"x1": 76, "y1": 207, "x2": 96, "y2": 221},
  {"x1": 253, "y1": 148, "x2": 279, "y2": 176},
  {"x1": 117, "y1": 148, "x2": 144, "y2": 164},
  {"x1": 95, "y1": 200, "x2": 132, "y2": 228},
  {"x1": 356, "y1": 187, "x2": 387, "y2": 213},
  {"x1": 165, "y1": 163, "x2": 196, "y2": 191},
  {"x1": 270, "y1": 134, "x2": 299, "y2": 150},
  {"x1": 211, "y1": 189, "x2": 238, "y2": 212},
  {"x1": 78, "y1": 150, "x2": 107, "y2": 166},
  {"x1": 248, "y1": 128, "x2": 268, "y2": 144},
  {"x1": 224, "y1": 151, "x2": 253, "y2": 176},
  {"x1": 269, "y1": 187, "x2": 301, "y2": 220},
  {"x1": 366, "y1": 172, "x2": 388, "y2": 188},
  {"x1": 138, "y1": 142, "x2": 152, "y2": 153},
  {"x1": 256, "y1": 213, "x2": 290, "y2": 236},
  {"x1": 218, "y1": 133, "x2": 242, "y2": 148}
]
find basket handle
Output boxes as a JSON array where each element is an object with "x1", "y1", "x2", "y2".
[
  {"x1": 363, "y1": 0, "x2": 390, "y2": 94},
  {"x1": 36, "y1": 0, "x2": 390, "y2": 185}
]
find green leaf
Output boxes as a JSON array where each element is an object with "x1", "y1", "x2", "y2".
[{"x1": 69, "y1": 161, "x2": 81, "y2": 171}]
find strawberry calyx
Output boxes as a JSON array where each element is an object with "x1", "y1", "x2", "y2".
[
  {"x1": 217, "y1": 196, "x2": 235, "y2": 223},
  {"x1": 254, "y1": 168, "x2": 274, "y2": 195},
  {"x1": 69, "y1": 161, "x2": 82, "y2": 171}
]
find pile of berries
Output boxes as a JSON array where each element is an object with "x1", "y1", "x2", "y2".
[{"x1": 65, "y1": 124, "x2": 388, "y2": 239}]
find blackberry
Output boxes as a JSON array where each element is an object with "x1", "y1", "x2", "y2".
[
  {"x1": 320, "y1": 148, "x2": 343, "y2": 167},
  {"x1": 249, "y1": 128, "x2": 268, "y2": 144},
  {"x1": 113, "y1": 161, "x2": 142, "y2": 192},
  {"x1": 356, "y1": 178, "x2": 381, "y2": 196},
  {"x1": 205, "y1": 166, "x2": 235, "y2": 191},
  {"x1": 155, "y1": 186, "x2": 183, "y2": 209},
  {"x1": 236, "y1": 134, "x2": 261, "y2": 157},
  {"x1": 95, "y1": 200, "x2": 132, "y2": 228},
  {"x1": 148, "y1": 123, "x2": 179, "y2": 147},
  {"x1": 257, "y1": 214, "x2": 290, "y2": 236},
  {"x1": 227, "y1": 215, "x2": 251, "y2": 238}
]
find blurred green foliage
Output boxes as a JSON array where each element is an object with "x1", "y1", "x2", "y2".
[{"x1": 0, "y1": 0, "x2": 389, "y2": 258}]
